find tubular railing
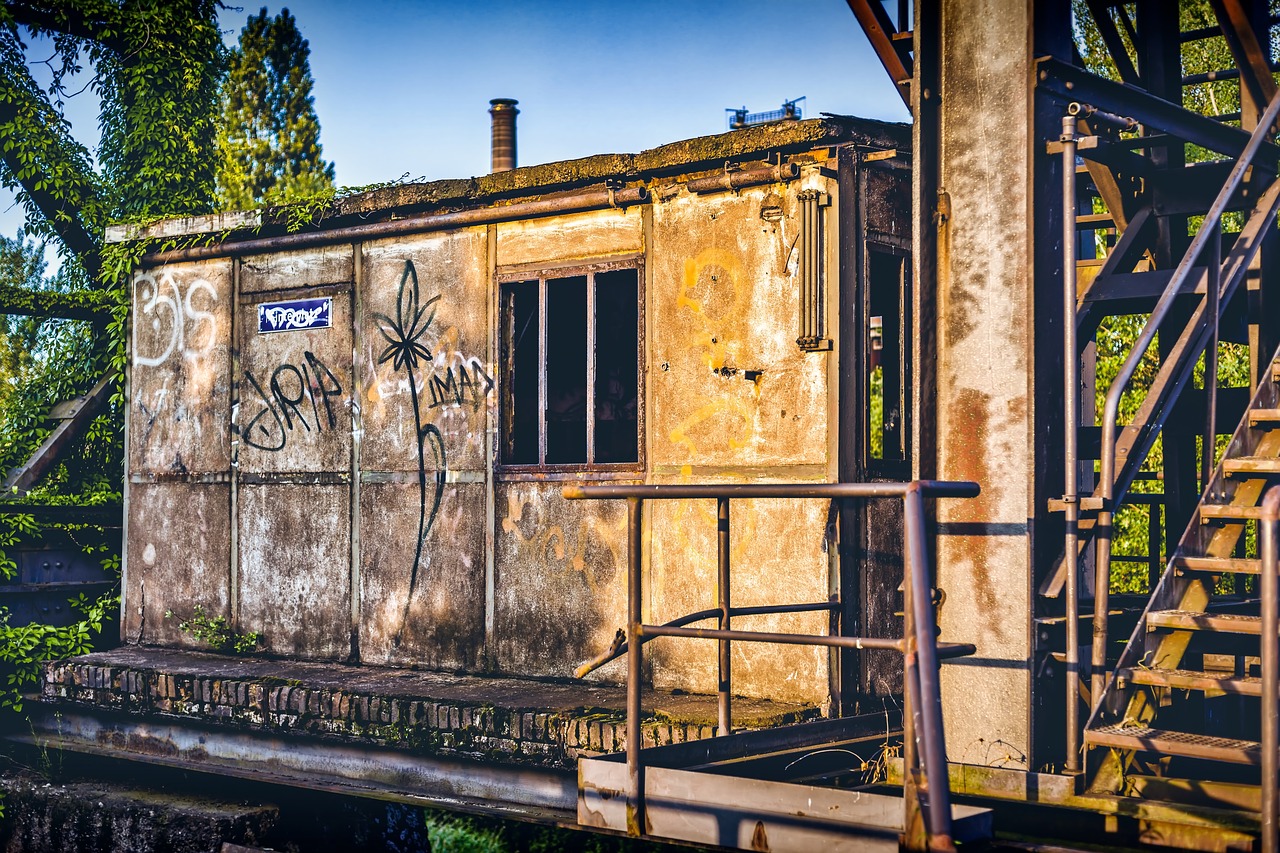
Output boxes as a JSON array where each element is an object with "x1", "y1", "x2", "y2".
[
  {"x1": 1260, "y1": 487, "x2": 1279, "y2": 853},
  {"x1": 563, "y1": 480, "x2": 979, "y2": 853},
  {"x1": 1062, "y1": 89, "x2": 1280, "y2": 734}
]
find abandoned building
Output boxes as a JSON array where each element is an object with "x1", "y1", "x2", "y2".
[{"x1": 7, "y1": 0, "x2": 1280, "y2": 851}]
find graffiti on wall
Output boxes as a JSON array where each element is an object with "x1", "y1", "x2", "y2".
[
  {"x1": 133, "y1": 271, "x2": 219, "y2": 368},
  {"x1": 238, "y1": 351, "x2": 346, "y2": 452},
  {"x1": 373, "y1": 260, "x2": 448, "y2": 643}
]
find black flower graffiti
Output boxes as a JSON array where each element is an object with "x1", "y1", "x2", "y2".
[{"x1": 373, "y1": 260, "x2": 447, "y2": 644}]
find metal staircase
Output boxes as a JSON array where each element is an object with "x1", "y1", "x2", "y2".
[{"x1": 1084, "y1": 340, "x2": 1280, "y2": 797}]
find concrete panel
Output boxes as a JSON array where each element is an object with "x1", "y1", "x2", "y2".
[
  {"x1": 237, "y1": 291, "x2": 353, "y2": 474},
  {"x1": 493, "y1": 481, "x2": 629, "y2": 680},
  {"x1": 495, "y1": 207, "x2": 642, "y2": 267},
  {"x1": 130, "y1": 260, "x2": 232, "y2": 475},
  {"x1": 359, "y1": 481, "x2": 486, "y2": 670},
  {"x1": 239, "y1": 245, "x2": 354, "y2": 293},
  {"x1": 124, "y1": 483, "x2": 230, "y2": 647},
  {"x1": 238, "y1": 484, "x2": 351, "y2": 659},
  {"x1": 648, "y1": 493, "x2": 830, "y2": 706},
  {"x1": 932, "y1": 0, "x2": 1034, "y2": 768},
  {"x1": 649, "y1": 184, "x2": 830, "y2": 471},
  {"x1": 360, "y1": 231, "x2": 492, "y2": 474}
]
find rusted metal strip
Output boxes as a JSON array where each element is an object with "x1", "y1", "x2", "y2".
[
  {"x1": 564, "y1": 481, "x2": 979, "y2": 500},
  {"x1": 685, "y1": 162, "x2": 800, "y2": 195},
  {"x1": 844, "y1": 0, "x2": 912, "y2": 109},
  {"x1": 141, "y1": 186, "x2": 651, "y2": 266},
  {"x1": 1210, "y1": 0, "x2": 1279, "y2": 112}
]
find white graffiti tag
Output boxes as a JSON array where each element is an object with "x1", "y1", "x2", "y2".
[{"x1": 133, "y1": 271, "x2": 218, "y2": 367}]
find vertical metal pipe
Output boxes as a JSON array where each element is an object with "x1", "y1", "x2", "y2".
[
  {"x1": 1061, "y1": 114, "x2": 1082, "y2": 773},
  {"x1": 901, "y1": 493, "x2": 923, "y2": 852},
  {"x1": 905, "y1": 485, "x2": 955, "y2": 850},
  {"x1": 717, "y1": 497, "x2": 732, "y2": 735},
  {"x1": 809, "y1": 193, "x2": 819, "y2": 341},
  {"x1": 1203, "y1": 223, "x2": 1221, "y2": 490},
  {"x1": 1260, "y1": 487, "x2": 1279, "y2": 853},
  {"x1": 626, "y1": 497, "x2": 645, "y2": 837},
  {"x1": 798, "y1": 194, "x2": 807, "y2": 342}
]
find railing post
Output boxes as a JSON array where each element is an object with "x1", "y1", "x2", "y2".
[
  {"x1": 1202, "y1": 221, "x2": 1221, "y2": 490},
  {"x1": 1260, "y1": 487, "x2": 1279, "y2": 853},
  {"x1": 717, "y1": 496, "x2": 732, "y2": 736},
  {"x1": 1060, "y1": 111, "x2": 1082, "y2": 774},
  {"x1": 901, "y1": 495, "x2": 924, "y2": 852},
  {"x1": 626, "y1": 497, "x2": 645, "y2": 837},
  {"x1": 905, "y1": 484, "x2": 955, "y2": 852}
]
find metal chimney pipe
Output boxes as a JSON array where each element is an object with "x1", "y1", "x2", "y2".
[{"x1": 489, "y1": 98, "x2": 519, "y2": 173}]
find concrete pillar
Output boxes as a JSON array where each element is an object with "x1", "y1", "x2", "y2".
[{"x1": 925, "y1": 0, "x2": 1036, "y2": 770}]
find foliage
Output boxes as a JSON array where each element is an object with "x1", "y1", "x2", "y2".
[
  {"x1": 422, "y1": 808, "x2": 707, "y2": 853},
  {"x1": 170, "y1": 606, "x2": 260, "y2": 655},
  {"x1": 218, "y1": 7, "x2": 335, "y2": 209},
  {"x1": 0, "y1": 587, "x2": 112, "y2": 712},
  {"x1": 0, "y1": 2, "x2": 224, "y2": 720}
]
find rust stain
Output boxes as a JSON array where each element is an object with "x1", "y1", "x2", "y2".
[{"x1": 750, "y1": 820, "x2": 770, "y2": 851}]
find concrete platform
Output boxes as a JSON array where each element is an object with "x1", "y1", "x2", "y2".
[
  {"x1": 21, "y1": 647, "x2": 820, "y2": 823},
  {"x1": 39, "y1": 647, "x2": 816, "y2": 770}
]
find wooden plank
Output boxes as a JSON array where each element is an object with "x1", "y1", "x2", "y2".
[{"x1": 2, "y1": 373, "x2": 115, "y2": 495}]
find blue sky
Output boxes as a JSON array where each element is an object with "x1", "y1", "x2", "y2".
[{"x1": 1, "y1": 1, "x2": 907, "y2": 256}]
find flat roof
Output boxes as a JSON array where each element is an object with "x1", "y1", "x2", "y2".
[{"x1": 106, "y1": 115, "x2": 909, "y2": 246}]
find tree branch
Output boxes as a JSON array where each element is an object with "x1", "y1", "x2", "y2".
[{"x1": 2, "y1": 1, "x2": 124, "y2": 53}]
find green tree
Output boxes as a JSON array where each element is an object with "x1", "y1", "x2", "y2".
[
  {"x1": 0, "y1": 2, "x2": 225, "y2": 708},
  {"x1": 217, "y1": 7, "x2": 335, "y2": 209}
]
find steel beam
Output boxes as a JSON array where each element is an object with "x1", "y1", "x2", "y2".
[{"x1": 1037, "y1": 58, "x2": 1280, "y2": 168}]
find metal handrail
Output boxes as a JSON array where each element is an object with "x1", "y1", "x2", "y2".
[
  {"x1": 564, "y1": 479, "x2": 980, "y2": 853},
  {"x1": 1092, "y1": 88, "x2": 1280, "y2": 710},
  {"x1": 1259, "y1": 487, "x2": 1279, "y2": 853}
]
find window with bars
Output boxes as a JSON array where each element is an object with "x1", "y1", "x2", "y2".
[{"x1": 499, "y1": 260, "x2": 642, "y2": 471}]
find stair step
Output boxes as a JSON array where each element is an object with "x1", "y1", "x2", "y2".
[
  {"x1": 1198, "y1": 504, "x2": 1266, "y2": 522},
  {"x1": 1122, "y1": 666, "x2": 1261, "y2": 696},
  {"x1": 1148, "y1": 610, "x2": 1263, "y2": 634},
  {"x1": 1086, "y1": 724, "x2": 1260, "y2": 764},
  {"x1": 1222, "y1": 457, "x2": 1280, "y2": 476},
  {"x1": 1248, "y1": 408, "x2": 1280, "y2": 427},
  {"x1": 1171, "y1": 555, "x2": 1261, "y2": 574}
]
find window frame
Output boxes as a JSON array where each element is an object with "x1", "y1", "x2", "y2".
[{"x1": 496, "y1": 254, "x2": 645, "y2": 480}]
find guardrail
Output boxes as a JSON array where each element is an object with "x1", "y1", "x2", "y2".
[{"x1": 564, "y1": 480, "x2": 980, "y2": 853}]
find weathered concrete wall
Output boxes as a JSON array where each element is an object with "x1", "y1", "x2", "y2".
[
  {"x1": 646, "y1": 181, "x2": 836, "y2": 704},
  {"x1": 126, "y1": 259, "x2": 233, "y2": 647},
  {"x1": 930, "y1": 0, "x2": 1035, "y2": 767},
  {"x1": 358, "y1": 233, "x2": 492, "y2": 670},
  {"x1": 125, "y1": 166, "x2": 847, "y2": 706}
]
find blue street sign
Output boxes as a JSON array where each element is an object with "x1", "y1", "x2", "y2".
[{"x1": 258, "y1": 297, "x2": 333, "y2": 334}]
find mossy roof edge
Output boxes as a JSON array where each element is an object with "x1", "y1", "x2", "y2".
[{"x1": 106, "y1": 115, "x2": 909, "y2": 245}]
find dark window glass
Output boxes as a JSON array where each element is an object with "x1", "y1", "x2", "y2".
[
  {"x1": 594, "y1": 270, "x2": 639, "y2": 463},
  {"x1": 507, "y1": 280, "x2": 539, "y2": 464},
  {"x1": 546, "y1": 276, "x2": 588, "y2": 463},
  {"x1": 501, "y1": 266, "x2": 640, "y2": 469}
]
